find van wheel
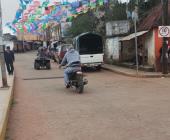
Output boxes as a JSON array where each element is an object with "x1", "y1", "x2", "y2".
[{"x1": 96, "y1": 65, "x2": 101, "y2": 71}]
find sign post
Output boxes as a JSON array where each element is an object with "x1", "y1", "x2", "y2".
[{"x1": 158, "y1": 26, "x2": 170, "y2": 38}]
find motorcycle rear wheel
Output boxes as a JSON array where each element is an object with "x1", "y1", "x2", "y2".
[
  {"x1": 76, "y1": 75, "x2": 84, "y2": 93},
  {"x1": 76, "y1": 84, "x2": 84, "y2": 93}
]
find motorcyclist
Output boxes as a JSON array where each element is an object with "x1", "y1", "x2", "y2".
[{"x1": 59, "y1": 45, "x2": 81, "y2": 88}]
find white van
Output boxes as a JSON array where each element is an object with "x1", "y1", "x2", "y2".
[{"x1": 73, "y1": 32, "x2": 104, "y2": 69}]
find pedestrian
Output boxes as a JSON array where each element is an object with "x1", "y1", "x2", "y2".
[
  {"x1": 160, "y1": 46, "x2": 169, "y2": 72},
  {"x1": 138, "y1": 45, "x2": 143, "y2": 65},
  {"x1": 159, "y1": 47, "x2": 163, "y2": 65},
  {"x1": 4, "y1": 46, "x2": 15, "y2": 75},
  {"x1": 168, "y1": 45, "x2": 170, "y2": 72}
]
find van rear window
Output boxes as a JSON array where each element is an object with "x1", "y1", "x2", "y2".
[{"x1": 79, "y1": 35, "x2": 103, "y2": 55}]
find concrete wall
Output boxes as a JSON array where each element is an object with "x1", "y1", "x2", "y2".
[
  {"x1": 105, "y1": 37, "x2": 120, "y2": 62},
  {"x1": 145, "y1": 30, "x2": 155, "y2": 66},
  {"x1": 3, "y1": 41, "x2": 14, "y2": 50},
  {"x1": 106, "y1": 20, "x2": 130, "y2": 37}
]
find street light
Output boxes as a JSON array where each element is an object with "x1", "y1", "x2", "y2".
[{"x1": 0, "y1": 0, "x2": 8, "y2": 87}]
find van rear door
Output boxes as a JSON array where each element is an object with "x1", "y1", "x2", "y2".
[
  {"x1": 80, "y1": 54, "x2": 103, "y2": 66},
  {"x1": 90, "y1": 54, "x2": 104, "y2": 63},
  {"x1": 78, "y1": 33, "x2": 103, "y2": 66}
]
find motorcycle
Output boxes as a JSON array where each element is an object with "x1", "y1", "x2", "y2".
[{"x1": 67, "y1": 69, "x2": 88, "y2": 93}]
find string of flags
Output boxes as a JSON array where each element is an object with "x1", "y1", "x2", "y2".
[{"x1": 6, "y1": 0, "x2": 108, "y2": 34}]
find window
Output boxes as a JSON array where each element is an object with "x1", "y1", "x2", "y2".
[{"x1": 79, "y1": 34, "x2": 103, "y2": 54}]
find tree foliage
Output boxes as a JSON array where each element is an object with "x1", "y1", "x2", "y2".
[
  {"x1": 68, "y1": 0, "x2": 161, "y2": 37},
  {"x1": 105, "y1": 1, "x2": 127, "y2": 21},
  {"x1": 68, "y1": 11, "x2": 96, "y2": 37},
  {"x1": 69, "y1": 1, "x2": 127, "y2": 37},
  {"x1": 128, "y1": 0, "x2": 161, "y2": 17}
]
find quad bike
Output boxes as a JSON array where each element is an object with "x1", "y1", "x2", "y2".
[{"x1": 34, "y1": 57, "x2": 51, "y2": 70}]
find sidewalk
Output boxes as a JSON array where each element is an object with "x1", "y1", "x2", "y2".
[
  {"x1": 102, "y1": 64, "x2": 170, "y2": 78},
  {"x1": 0, "y1": 74, "x2": 14, "y2": 140}
]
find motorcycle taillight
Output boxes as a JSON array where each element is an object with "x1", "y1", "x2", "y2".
[{"x1": 76, "y1": 71, "x2": 83, "y2": 75}]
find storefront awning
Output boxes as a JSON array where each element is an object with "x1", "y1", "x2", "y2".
[{"x1": 120, "y1": 31, "x2": 148, "y2": 41}]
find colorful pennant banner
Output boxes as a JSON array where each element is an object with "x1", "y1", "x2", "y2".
[{"x1": 6, "y1": 0, "x2": 108, "y2": 34}]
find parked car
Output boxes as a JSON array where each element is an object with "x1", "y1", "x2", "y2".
[{"x1": 56, "y1": 44, "x2": 72, "y2": 63}]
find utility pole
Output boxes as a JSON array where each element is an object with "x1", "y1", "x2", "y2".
[
  {"x1": 132, "y1": 5, "x2": 139, "y2": 76},
  {"x1": 162, "y1": 0, "x2": 168, "y2": 74},
  {"x1": 0, "y1": 0, "x2": 8, "y2": 87},
  {"x1": 22, "y1": 30, "x2": 25, "y2": 52},
  {"x1": 136, "y1": 0, "x2": 139, "y2": 5}
]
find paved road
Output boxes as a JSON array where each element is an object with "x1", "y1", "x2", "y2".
[{"x1": 6, "y1": 52, "x2": 170, "y2": 140}]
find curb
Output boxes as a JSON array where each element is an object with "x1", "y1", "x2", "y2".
[
  {"x1": 102, "y1": 66, "x2": 137, "y2": 77},
  {"x1": 102, "y1": 66, "x2": 170, "y2": 78},
  {"x1": 0, "y1": 75, "x2": 15, "y2": 140}
]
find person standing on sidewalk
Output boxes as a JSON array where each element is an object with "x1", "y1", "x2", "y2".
[
  {"x1": 138, "y1": 45, "x2": 143, "y2": 66},
  {"x1": 168, "y1": 45, "x2": 170, "y2": 72},
  {"x1": 4, "y1": 46, "x2": 15, "y2": 75}
]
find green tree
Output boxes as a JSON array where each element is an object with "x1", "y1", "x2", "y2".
[
  {"x1": 128, "y1": 0, "x2": 161, "y2": 16},
  {"x1": 105, "y1": 1, "x2": 127, "y2": 21},
  {"x1": 69, "y1": 1, "x2": 128, "y2": 37},
  {"x1": 68, "y1": 11, "x2": 96, "y2": 37}
]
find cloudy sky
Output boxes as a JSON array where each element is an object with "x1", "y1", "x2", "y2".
[{"x1": 1, "y1": 0, "x2": 19, "y2": 26}]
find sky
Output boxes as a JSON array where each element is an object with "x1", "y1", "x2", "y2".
[
  {"x1": 1, "y1": 0, "x2": 127, "y2": 33},
  {"x1": 1, "y1": 0, "x2": 19, "y2": 33}
]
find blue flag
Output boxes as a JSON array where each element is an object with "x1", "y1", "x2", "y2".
[{"x1": 19, "y1": 0, "x2": 32, "y2": 5}]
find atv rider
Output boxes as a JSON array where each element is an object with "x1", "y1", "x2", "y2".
[
  {"x1": 59, "y1": 45, "x2": 81, "y2": 88},
  {"x1": 37, "y1": 47, "x2": 48, "y2": 58}
]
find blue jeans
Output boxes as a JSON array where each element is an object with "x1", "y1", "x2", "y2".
[{"x1": 64, "y1": 67, "x2": 81, "y2": 85}]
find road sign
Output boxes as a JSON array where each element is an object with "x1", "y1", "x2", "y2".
[
  {"x1": 132, "y1": 11, "x2": 138, "y2": 21},
  {"x1": 158, "y1": 26, "x2": 170, "y2": 37}
]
